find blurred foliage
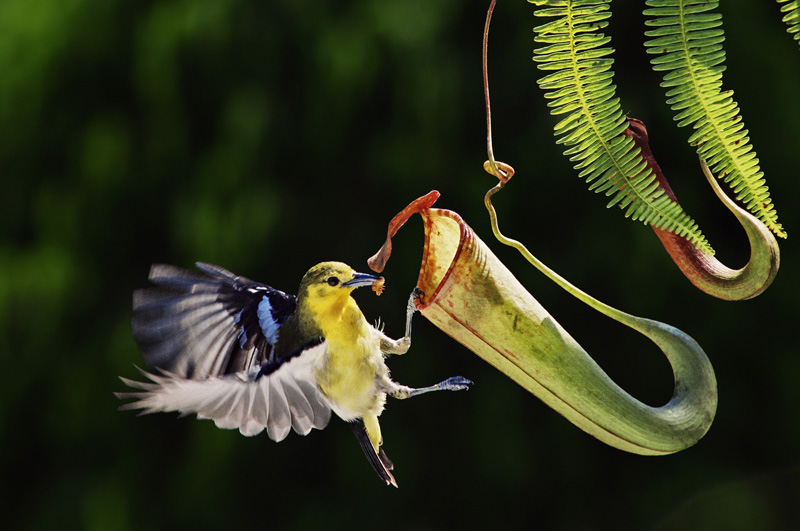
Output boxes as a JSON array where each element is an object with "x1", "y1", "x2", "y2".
[{"x1": 1, "y1": 0, "x2": 799, "y2": 529}]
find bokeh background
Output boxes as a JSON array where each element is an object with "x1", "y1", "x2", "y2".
[{"x1": 2, "y1": 0, "x2": 799, "y2": 529}]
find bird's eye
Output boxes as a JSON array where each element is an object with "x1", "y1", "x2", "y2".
[{"x1": 326, "y1": 277, "x2": 340, "y2": 286}]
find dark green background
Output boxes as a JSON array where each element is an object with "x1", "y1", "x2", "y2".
[{"x1": 3, "y1": 1, "x2": 799, "y2": 529}]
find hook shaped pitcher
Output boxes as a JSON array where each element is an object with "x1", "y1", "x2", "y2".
[{"x1": 371, "y1": 192, "x2": 716, "y2": 455}]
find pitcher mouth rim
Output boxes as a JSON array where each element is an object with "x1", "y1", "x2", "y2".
[{"x1": 416, "y1": 207, "x2": 471, "y2": 311}]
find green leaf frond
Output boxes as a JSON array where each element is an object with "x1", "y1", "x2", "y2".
[
  {"x1": 644, "y1": 0, "x2": 786, "y2": 238},
  {"x1": 530, "y1": 0, "x2": 712, "y2": 253},
  {"x1": 777, "y1": 0, "x2": 800, "y2": 46}
]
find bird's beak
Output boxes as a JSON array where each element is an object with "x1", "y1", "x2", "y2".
[{"x1": 342, "y1": 272, "x2": 381, "y2": 289}]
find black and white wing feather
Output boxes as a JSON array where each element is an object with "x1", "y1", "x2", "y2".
[
  {"x1": 132, "y1": 262, "x2": 297, "y2": 379},
  {"x1": 117, "y1": 342, "x2": 332, "y2": 439}
]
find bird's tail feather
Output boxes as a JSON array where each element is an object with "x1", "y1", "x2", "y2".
[
  {"x1": 349, "y1": 420, "x2": 397, "y2": 487},
  {"x1": 378, "y1": 447, "x2": 393, "y2": 471}
]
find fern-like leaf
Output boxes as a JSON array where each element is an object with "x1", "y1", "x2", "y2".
[
  {"x1": 644, "y1": 0, "x2": 786, "y2": 238},
  {"x1": 531, "y1": 0, "x2": 712, "y2": 253},
  {"x1": 778, "y1": 0, "x2": 800, "y2": 46}
]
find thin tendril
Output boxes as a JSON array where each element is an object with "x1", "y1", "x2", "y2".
[
  {"x1": 480, "y1": 0, "x2": 626, "y2": 323},
  {"x1": 483, "y1": 0, "x2": 513, "y2": 184}
]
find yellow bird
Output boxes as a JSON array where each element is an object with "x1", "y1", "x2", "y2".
[{"x1": 118, "y1": 261, "x2": 471, "y2": 486}]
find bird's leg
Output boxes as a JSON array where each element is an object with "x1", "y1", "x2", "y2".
[
  {"x1": 381, "y1": 376, "x2": 472, "y2": 400},
  {"x1": 379, "y1": 288, "x2": 423, "y2": 355}
]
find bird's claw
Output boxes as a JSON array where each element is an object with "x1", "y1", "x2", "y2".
[
  {"x1": 404, "y1": 288, "x2": 424, "y2": 339},
  {"x1": 407, "y1": 287, "x2": 424, "y2": 313},
  {"x1": 444, "y1": 376, "x2": 472, "y2": 391}
]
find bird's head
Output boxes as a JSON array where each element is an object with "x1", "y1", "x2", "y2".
[{"x1": 298, "y1": 261, "x2": 381, "y2": 314}]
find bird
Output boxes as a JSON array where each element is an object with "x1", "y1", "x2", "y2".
[{"x1": 117, "y1": 261, "x2": 472, "y2": 486}]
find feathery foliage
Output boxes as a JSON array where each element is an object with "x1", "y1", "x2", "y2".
[
  {"x1": 644, "y1": 0, "x2": 786, "y2": 238},
  {"x1": 778, "y1": 0, "x2": 800, "y2": 46},
  {"x1": 530, "y1": 0, "x2": 711, "y2": 253}
]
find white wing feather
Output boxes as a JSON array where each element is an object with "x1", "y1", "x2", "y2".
[{"x1": 118, "y1": 343, "x2": 332, "y2": 441}]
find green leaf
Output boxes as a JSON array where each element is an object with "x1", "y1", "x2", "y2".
[
  {"x1": 531, "y1": 0, "x2": 712, "y2": 252},
  {"x1": 644, "y1": 0, "x2": 786, "y2": 238},
  {"x1": 777, "y1": 0, "x2": 800, "y2": 47}
]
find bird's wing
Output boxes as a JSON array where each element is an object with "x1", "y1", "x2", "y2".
[
  {"x1": 132, "y1": 262, "x2": 297, "y2": 379},
  {"x1": 117, "y1": 341, "x2": 332, "y2": 440}
]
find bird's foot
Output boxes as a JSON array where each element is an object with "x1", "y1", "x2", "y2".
[
  {"x1": 404, "y1": 288, "x2": 424, "y2": 338},
  {"x1": 442, "y1": 376, "x2": 472, "y2": 391}
]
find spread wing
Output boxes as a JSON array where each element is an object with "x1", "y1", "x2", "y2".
[
  {"x1": 131, "y1": 262, "x2": 297, "y2": 379},
  {"x1": 117, "y1": 342, "x2": 332, "y2": 440}
]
